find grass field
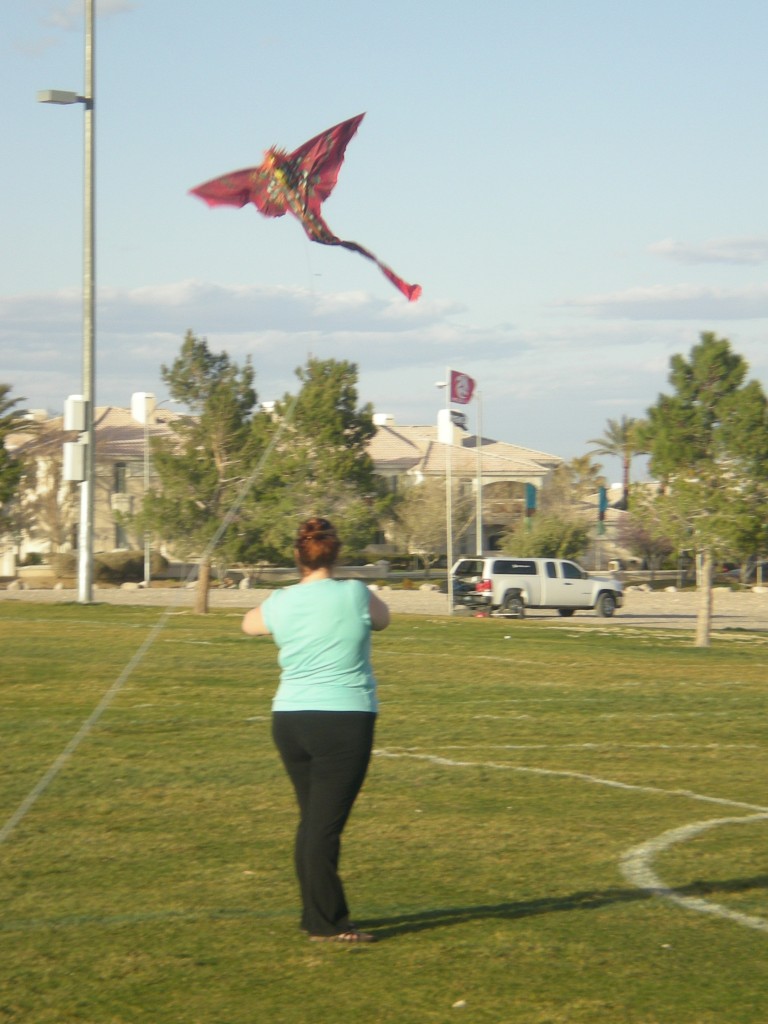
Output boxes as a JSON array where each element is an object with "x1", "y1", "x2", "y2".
[{"x1": 1, "y1": 601, "x2": 767, "y2": 1023}]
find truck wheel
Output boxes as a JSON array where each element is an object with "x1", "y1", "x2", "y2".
[
  {"x1": 596, "y1": 592, "x2": 616, "y2": 617},
  {"x1": 557, "y1": 608, "x2": 575, "y2": 617},
  {"x1": 502, "y1": 593, "x2": 525, "y2": 618}
]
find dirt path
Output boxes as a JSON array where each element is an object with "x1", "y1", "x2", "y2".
[{"x1": 2, "y1": 585, "x2": 767, "y2": 632}]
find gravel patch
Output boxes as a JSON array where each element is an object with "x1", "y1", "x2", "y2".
[{"x1": 1, "y1": 585, "x2": 767, "y2": 631}]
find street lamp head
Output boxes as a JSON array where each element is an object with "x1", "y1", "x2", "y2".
[{"x1": 37, "y1": 89, "x2": 82, "y2": 105}]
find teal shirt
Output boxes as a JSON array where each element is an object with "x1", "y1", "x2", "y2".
[{"x1": 262, "y1": 578, "x2": 378, "y2": 713}]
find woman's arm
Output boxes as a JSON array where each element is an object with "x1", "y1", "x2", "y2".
[
  {"x1": 369, "y1": 589, "x2": 390, "y2": 631},
  {"x1": 242, "y1": 605, "x2": 271, "y2": 636}
]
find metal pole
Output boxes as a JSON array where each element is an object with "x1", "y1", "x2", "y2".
[
  {"x1": 143, "y1": 411, "x2": 151, "y2": 587},
  {"x1": 78, "y1": 0, "x2": 95, "y2": 603},
  {"x1": 445, "y1": 369, "x2": 453, "y2": 615},
  {"x1": 475, "y1": 390, "x2": 482, "y2": 554}
]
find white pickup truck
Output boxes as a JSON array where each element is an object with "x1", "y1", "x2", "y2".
[{"x1": 451, "y1": 556, "x2": 623, "y2": 618}]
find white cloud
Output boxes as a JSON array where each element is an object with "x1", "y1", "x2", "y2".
[
  {"x1": 0, "y1": 279, "x2": 505, "y2": 414},
  {"x1": 558, "y1": 283, "x2": 768, "y2": 320},
  {"x1": 649, "y1": 236, "x2": 768, "y2": 266},
  {"x1": 2, "y1": 279, "x2": 764, "y2": 462},
  {"x1": 45, "y1": 0, "x2": 138, "y2": 31}
]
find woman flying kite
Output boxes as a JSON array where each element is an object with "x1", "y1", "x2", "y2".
[{"x1": 189, "y1": 113, "x2": 421, "y2": 302}]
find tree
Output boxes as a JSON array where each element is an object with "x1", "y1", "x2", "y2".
[
  {"x1": 501, "y1": 457, "x2": 604, "y2": 559},
  {"x1": 248, "y1": 358, "x2": 389, "y2": 562},
  {"x1": 14, "y1": 420, "x2": 79, "y2": 554},
  {"x1": 501, "y1": 513, "x2": 590, "y2": 560},
  {"x1": 615, "y1": 488, "x2": 674, "y2": 577},
  {"x1": 643, "y1": 332, "x2": 768, "y2": 646},
  {"x1": 588, "y1": 415, "x2": 646, "y2": 509},
  {"x1": 0, "y1": 385, "x2": 27, "y2": 531},
  {"x1": 541, "y1": 457, "x2": 607, "y2": 514},
  {"x1": 394, "y1": 478, "x2": 475, "y2": 574},
  {"x1": 138, "y1": 331, "x2": 261, "y2": 613}
]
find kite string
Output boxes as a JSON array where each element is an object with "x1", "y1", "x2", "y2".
[{"x1": 0, "y1": 396, "x2": 298, "y2": 847}]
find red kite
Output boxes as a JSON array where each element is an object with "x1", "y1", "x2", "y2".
[{"x1": 190, "y1": 114, "x2": 421, "y2": 301}]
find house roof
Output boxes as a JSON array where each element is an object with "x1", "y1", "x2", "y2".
[
  {"x1": 8, "y1": 406, "x2": 183, "y2": 460},
  {"x1": 367, "y1": 422, "x2": 562, "y2": 481},
  {"x1": 367, "y1": 424, "x2": 434, "y2": 472},
  {"x1": 91, "y1": 406, "x2": 182, "y2": 459},
  {"x1": 10, "y1": 409, "x2": 563, "y2": 484}
]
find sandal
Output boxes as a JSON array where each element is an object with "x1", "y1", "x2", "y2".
[{"x1": 309, "y1": 930, "x2": 376, "y2": 944}]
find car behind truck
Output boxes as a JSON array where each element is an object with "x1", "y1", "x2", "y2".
[{"x1": 452, "y1": 556, "x2": 623, "y2": 618}]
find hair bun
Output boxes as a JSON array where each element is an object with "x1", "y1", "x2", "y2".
[{"x1": 295, "y1": 517, "x2": 341, "y2": 570}]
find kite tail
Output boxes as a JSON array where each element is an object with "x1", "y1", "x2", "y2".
[
  {"x1": 298, "y1": 207, "x2": 421, "y2": 301},
  {"x1": 336, "y1": 238, "x2": 421, "y2": 302}
]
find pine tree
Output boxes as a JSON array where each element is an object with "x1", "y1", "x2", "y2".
[
  {"x1": 248, "y1": 357, "x2": 388, "y2": 561},
  {"x1": 644, "y1": 332, "x2": 768, "y2": 646},
  {"x1": 138, "y1": 331, "x2": 261, "y2": 613}
]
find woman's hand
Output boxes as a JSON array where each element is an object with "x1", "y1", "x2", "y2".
[
  {"x1": 242, "y1": 606, "x2": 271, "y2": 636},
  {"x1": 369, "y1": 590, "x2": 390, "y2": 631}
]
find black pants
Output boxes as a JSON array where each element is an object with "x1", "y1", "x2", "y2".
[{"x1": 272, "y1": 711, "x2": 376, "y2": 936}]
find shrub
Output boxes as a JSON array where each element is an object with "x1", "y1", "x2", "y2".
[
  {"x1": 94, "y1": 550, "x2": 168, "y2": 582},
  {"x1": 50, "y1": 550, "x2": 168, "y2": 583},
  {"x1": 50, "y1": 552, "x2": 76, "y2": 579}
]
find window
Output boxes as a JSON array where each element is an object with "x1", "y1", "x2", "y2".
[
  {"x1": 561, "y1": 561, "x2": 584, "y2": 580},
  {"x1": 454, "y1": 560, "x2": 484, "y2": 577},
  {"x1": 546, "y1": 561, "x2": 557, "y2": 578},
  {"x1": 113, "y1": 461, "x2": 127, "y2": 493},
  {"x1": 494, "y1": 560, "x2": 536, "y2": 575}
]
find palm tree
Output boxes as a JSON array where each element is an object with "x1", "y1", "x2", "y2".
[
  {"x1": 587, "y1": 416, "x2": 646, "y2": 510},
  {"x1": 0, "y1": 384, "x2": 28, "y2": 514},
  {"x1": 567, "y1": 454, "x2": 607, "y2": 502}
]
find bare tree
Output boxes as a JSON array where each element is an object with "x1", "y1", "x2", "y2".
[{"x1": 394, "y1": 479, "x2": 474, "y2": 574}]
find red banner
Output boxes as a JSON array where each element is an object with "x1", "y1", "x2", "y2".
[{"x1": 450, "y1": 370, "x2": 476, "y2": 405}]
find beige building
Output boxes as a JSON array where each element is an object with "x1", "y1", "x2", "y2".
[
  {"x1": 5, "y1": 405, "x2": 564, "y2": 565},
  {"x1": 6, "y1": 405, "x2": 181, "y2": 564},
  {"x1": 369, "y1": 410, "x2": 562, "y2": 553}
]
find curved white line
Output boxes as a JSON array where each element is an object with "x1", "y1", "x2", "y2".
[
  {"x1": 375, "y1": 748, "x2": 768, "y2": 933},
  {"x1": 621, "y1": 814, "x2": 768, "y2": 933}
]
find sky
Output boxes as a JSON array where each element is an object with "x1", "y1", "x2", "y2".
[{"x1": 3, "y1": 0, "x2": 768, "y2": 484}]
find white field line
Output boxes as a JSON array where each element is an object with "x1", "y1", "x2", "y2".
[
  {"x1": 621, "y1": 814, "x2": 768, "y2": 934},
  {"x1": 375, "y1": 748, "x2": 768, "y2": 934},
  {"x1": 0, "y1": 613, "x2": 172, "y2": 845},
  {"x1": 0, "y1": 406, "x2": 296, "y2": 848}
]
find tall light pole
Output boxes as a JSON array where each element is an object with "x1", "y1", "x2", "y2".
[{"x1": 38, "y1": 0, "x2": 95, "y2": 604}]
